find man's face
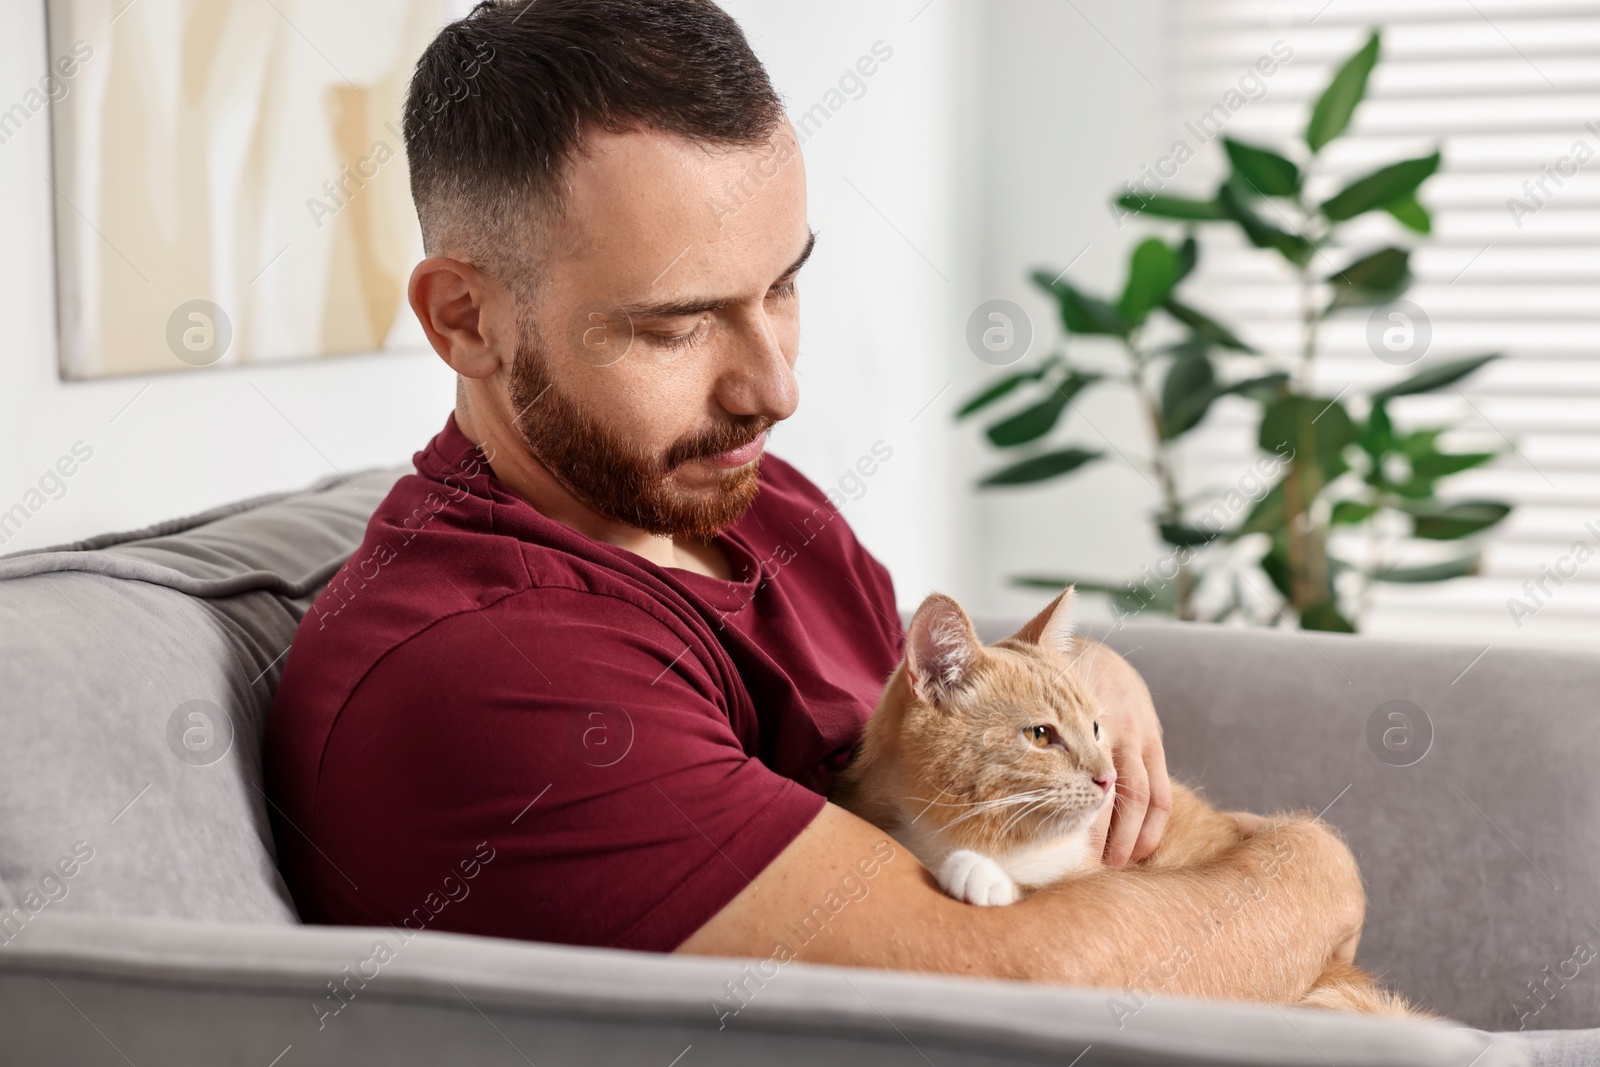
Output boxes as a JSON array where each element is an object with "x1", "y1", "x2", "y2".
[{"x1": 504, "y1": 123, "x2": 809, "y2": 542}]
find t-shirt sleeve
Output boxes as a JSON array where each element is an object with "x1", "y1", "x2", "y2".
[{"x1": 305, "y1": 586, "x2": 826, "y2": 952}]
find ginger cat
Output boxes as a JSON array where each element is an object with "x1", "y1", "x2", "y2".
[{"x1": 832, "y1": 587, "x2": 1422, "y2": 1019}]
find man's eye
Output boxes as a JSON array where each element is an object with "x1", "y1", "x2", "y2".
[
  {"x1": 652, "y1": 319, "x2": 709, "y2": 351},
  {"x1": 769, "y1": 279, "x2": 798, "y2": 298}
]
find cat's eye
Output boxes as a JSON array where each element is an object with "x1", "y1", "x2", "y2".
[
  {"x1": 1026, "y1": 724, "x2": 1064, "y2": 751},
  {"x1": 1093, "y1": 720, "x2": 1100, "y2": 739}
]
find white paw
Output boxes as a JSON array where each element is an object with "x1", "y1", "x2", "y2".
[{"x1": 937, "y1": 849, "x2": 1018, "y2": 906}]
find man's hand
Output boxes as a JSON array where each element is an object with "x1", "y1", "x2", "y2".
[{"x1": 1069, "y1": 639, "x2": 1171, "y2": 868}]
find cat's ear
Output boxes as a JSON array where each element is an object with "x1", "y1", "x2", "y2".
[
  {"x1": 1008, "y1": 585, "x2": 1077, "y2": 658},
  {"x1": 904, "y1": 592, "x2": 983, "y2": 703}
]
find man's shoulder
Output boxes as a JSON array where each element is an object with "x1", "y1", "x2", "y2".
[{"x1": 277, "y1": 465, "x2": 690, "y2": 710}]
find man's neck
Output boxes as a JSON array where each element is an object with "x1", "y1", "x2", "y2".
[{"x1": 453, "y1": 400, "x2": 731, "y2": 579}]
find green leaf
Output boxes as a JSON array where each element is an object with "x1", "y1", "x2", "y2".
[
  {"x1": 984, "y1": 371, "x2": 1098, "y2": 447},
  {"x1": 1371, "y1": 554, "x2": 1482, "y2": 583},
  {"x1": 1411, "y1": 450, "x2": 1499, "y2": 480},
  {"x1": 1224, "y1": 138, "x2": 1302, "y2": 197},
  {"x1": 956, "y1": 364, "x2": 1050, "y2": 419},
  {"x1": 1118, "y1": 238, "x2": 1182, "y2": 328},
  {"x1": 1410, "y1": 500, "x2": 1512, "y2": 540},
  {"x1": 1358, "y1": 400, "x2": 1393, "y2": 458},
  {"x1": 1391, "y1": 474, "x2": 1439, "y2": 500},
  {"x1": 1321, "y1": 152, "x2": 1442, "y2": 222},
  {"x1": 1260, "y1": 534, "x2": 1293, "y2": 599},
  {"x1": 979, "y1": 448, "x2": 1104, "y2": 487},
  {"x1": 1010, "y1": 575, "x2": 1135, "y2": 595},
  {"x1": 1386, "y1": 194, "x2": 1432, "y2": 234},
  {"x1": 1163, "y1": 298, "x2": 1255, "y2": 352},
  {"x1": 1370, "y1": 354, "x2": 1498, "y2": 401},
  {"x1": 1030, "y1": 271, "x2": 1131, "y2": 337},
  {"x1": 1259, "y1": 394, "x2": 1357, "y2": 481},
  {"x1": 1219, "y1": 181, "x2": 1316, "y2": 267},
  {"x1": 1306, "y1": 31, "x2": 1380, "y2": 154},
  {"x1": 1110, "y1": 579, "x2": 1180, "y2": 616},
  {"x1": 1161, "y1": 351, "x2": 1217, "y2": 439},
  {"x1": 1401, "y1": 430, "x2": 1447, "y2": 460},
  {"x1": 1301, "y1": 601, "x2": 1356, "y2": 632},
  {"x1": 1174, "y1": 235, "x2": 1199, "y2": 284},
  {"x1": 1225, "y1": 373, "x2": 1291, "y2": 403},
  {"x1": 1159, "y1": 521, "x2": 1224, "y2": 547},
  {"x1": 1327, "y1": 247, "x2": 1411, "y2": 309},
  {"x1": 1330, "y1": 500, "x2": 1379, "y2": 525},
  {"x1": 1237, "y1": 479, "x2": 1287, "y2": 538},
  {"x1": 1013, "y1": 574, "x2": 1175, "y2": 616},
  {"x1": 1115, "y1": 193, "x2": 1230, "y2": 221}
]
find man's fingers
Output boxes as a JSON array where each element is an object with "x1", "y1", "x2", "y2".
[
  {"x1": 1129, "y1": 741, "x2": 1173, "y2": 863},
  {"x1": 1103, "y1": 754, "x2": 1148, "y2": 869}
]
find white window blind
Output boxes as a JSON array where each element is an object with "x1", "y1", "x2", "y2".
[{"x1": 1167, "y1": 0, "x2": 1600, "y2": 648}]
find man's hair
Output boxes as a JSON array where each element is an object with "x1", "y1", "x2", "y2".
[{"x1": 403, "y1": 0, "x2": 785, "y2": 291}]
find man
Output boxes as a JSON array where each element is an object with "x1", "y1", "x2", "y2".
[{"x1": 266, "y1": 0, "x2": 1365, "y2": 1009}]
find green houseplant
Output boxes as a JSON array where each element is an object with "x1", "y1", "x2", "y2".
[{"x1": 959, "y1": 30, "x2": 1512, "y2": 631}]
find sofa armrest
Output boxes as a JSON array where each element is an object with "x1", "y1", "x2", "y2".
[
  {"x1": 978, "y1": 618, "x2": 1596, "y2": 1032},
  {"x1": 0, "y1": 913, "x2": 1525, "y2": 1067}
]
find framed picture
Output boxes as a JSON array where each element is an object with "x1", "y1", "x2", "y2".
[{"x1": 45, "y1": 0, "x2": 468, "y2": 378}]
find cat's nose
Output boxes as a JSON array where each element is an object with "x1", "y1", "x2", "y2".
[{"x1": 1093, "y1": 772, "x2": 1115, "y2": 794}]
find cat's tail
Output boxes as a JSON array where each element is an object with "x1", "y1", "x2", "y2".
[{"x1": 1300, "y1": 959, "x2": 1434, "y2": 1021}]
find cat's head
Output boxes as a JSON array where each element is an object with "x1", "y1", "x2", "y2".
[{"x1": 888, "y1": 587, "x2": 1115, "y2": 854}]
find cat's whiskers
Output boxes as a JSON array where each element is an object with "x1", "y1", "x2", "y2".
[
  {"x1": 905, "y1": 788, "x2": 1051, "y2": 810},
  {"x1": 996, "y1": 795, "x2": 1057, "y2": 838},
  {"x1": 941, "y1": 794, "x2": 1053, "y2": 828},
  {"x1": 934, "y1": 789, "x2": 1057, "y2": 830},
  {"x1": 904, "y1": 783, "x2": 957, "y2": 826}
]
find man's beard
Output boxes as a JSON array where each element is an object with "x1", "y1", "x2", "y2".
[{"x1": 506, "y1": 330, "x2": 772, "y2": 543}]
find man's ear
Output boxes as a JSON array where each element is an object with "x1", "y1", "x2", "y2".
[
  {"x1": 905, "y1": 593, "x2": 983, "y2": 704},
  {"x1": 408, "y1": 255, "x2": 505, "y2": 380},
  {"x1": 1008, "y1": 585, "x2": 1077, "y2": 658}
]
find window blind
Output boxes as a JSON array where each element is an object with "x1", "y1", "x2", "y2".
[{"x1": 1166, "y1": 0, "x2": 1600, "y2": 647}]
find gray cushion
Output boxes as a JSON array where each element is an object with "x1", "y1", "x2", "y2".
[
  {"x1": 0, "y1": 466, "x2": 406, "y2": 927},
  {"x1": 0, "y1": 912, "x2": 1531, "y2": 1067}
]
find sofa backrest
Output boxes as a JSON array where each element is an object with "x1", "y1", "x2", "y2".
[{"x1": 0, "y1": 467, "x2": 406, "y2": 930}]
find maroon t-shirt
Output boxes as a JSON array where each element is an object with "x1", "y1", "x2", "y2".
[{"x1": 265, "y1": 414, "x2": 903, "y2": 951}]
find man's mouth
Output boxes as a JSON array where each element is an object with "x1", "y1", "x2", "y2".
[{"x1": 703, "y1": 430, "x2": 768, "y2": 470}]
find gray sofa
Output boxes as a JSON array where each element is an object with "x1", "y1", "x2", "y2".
[{"x1": 0, "y1": 465, "x2": 1584, "y2": 1065}]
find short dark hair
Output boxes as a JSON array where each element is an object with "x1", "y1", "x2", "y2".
[{"x1": 403, "y1": 0, "x2": 785, "y2": 289}]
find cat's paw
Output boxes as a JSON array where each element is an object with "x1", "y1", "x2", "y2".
[{"x1": 937, "y1": 849, "x2": 1018, "y2": 906}]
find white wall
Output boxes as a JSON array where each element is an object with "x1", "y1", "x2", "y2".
[
  {"x1": 0, "y1": 0, "x2": 984, "y2": 615},
  {"x1": 968, "y1": 0, "x2": 1174, "y2": 622}
]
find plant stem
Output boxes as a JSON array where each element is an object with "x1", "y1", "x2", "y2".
[{"x1": 1355, "y1": 486, "x2": 1386, "y2": 626}]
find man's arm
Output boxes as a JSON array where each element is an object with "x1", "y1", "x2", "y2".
[{"x1": 677, "y1": 801, "x2": 1364, "y2": 1004}]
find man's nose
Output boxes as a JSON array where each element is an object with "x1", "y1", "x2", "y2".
[{"x1": 715, "y1": 321, "x2": 798, "y2": 423}]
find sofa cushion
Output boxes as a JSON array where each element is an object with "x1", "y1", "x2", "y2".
[
  {"x1": 0, "y1": 466, "x2": 406, "y2": 929},
  {"x1": 0, "y1": 912, "x2": 1535, "y2": 1067}
]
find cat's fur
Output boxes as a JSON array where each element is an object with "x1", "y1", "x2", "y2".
[{"x1": 832, "y1": 587, "x2": 1422, "y2": 1018}]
